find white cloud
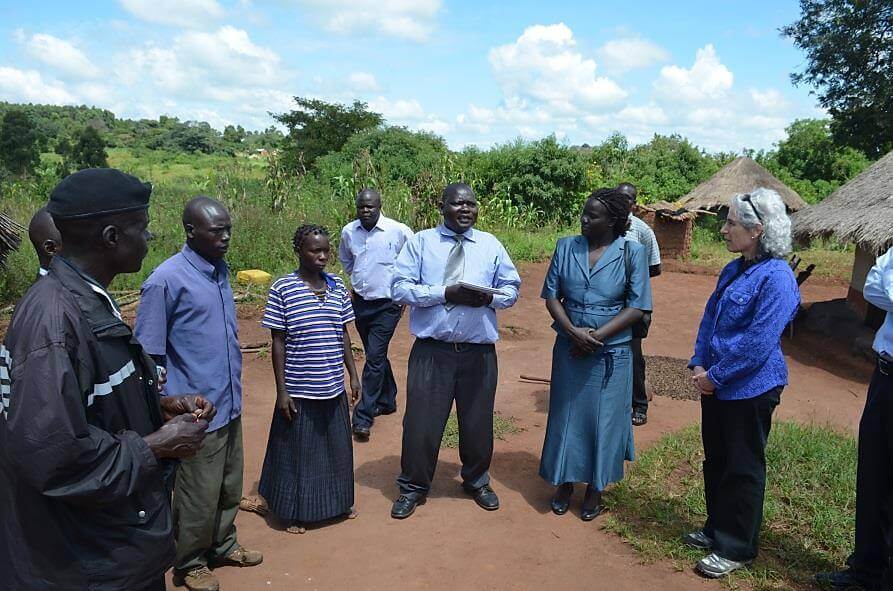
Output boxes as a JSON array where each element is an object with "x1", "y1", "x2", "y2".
[
  {"x1": 616, "y1": 104, "x2": 670, "y2": 125},
  {"x1": 118, "y1": 0, "x2": 224, "y2": 28},
  {"x1": 348, "y1": 71, "x2": 381, "y2": 92},
  {"x1": 177, "y1": 26, "x2": 281, "y2": 86},
  {"x1": 293, "y1": 0, "x2": 441, "y2": 42},
  {"x1": 750, "y1": 88, "x2": 786, "y2": 111},
  {"x1": 654, "y1": 44, "x2": 733, "y2": 103},
  {"x1": 0, "y1": 67, "x2": 77, "y2": 104},
  {"x1": 25, "y1": 33, "x2": 100, "y2": 80},
  {"x1": 489, "y1": 23, "x2": 627, "y2": 113},
  {"x1": 369, "y1": 96, "x2": 451, "y2": 136},
  {"x1": 598, "y1": 36, "x2": 670, "y2": 73}
]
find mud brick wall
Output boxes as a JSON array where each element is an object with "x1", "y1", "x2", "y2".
[{"x1": 636, "y1": 209, "x2": 692, "y2": 259}]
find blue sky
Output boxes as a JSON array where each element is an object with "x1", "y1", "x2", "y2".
[{"x1": 0, "y1": 0, "x2": 823, "y2": 152}]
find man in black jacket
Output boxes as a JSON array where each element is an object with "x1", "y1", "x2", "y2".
[{"x1": 0, "y1": 168, "x2": 216, "y2": 591}]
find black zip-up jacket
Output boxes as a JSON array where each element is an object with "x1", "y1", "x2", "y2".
[{"x1": 0, "y1": 257, "x2": 175, "y2": 590}]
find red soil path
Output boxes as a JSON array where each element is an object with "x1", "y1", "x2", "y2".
[{"x1": 170, "y1": 264, "x2": 870, "y2": 590}]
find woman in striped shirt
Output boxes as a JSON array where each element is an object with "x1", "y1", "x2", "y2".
[{"x1": 258, "y1": 225, "x2": 361, "y2": 533}]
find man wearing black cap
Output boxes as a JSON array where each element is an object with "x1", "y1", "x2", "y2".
[{"x1": 0, "y1": 168, "x2": 216, "y2": 591}]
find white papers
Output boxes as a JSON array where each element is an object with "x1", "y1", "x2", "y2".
[{"x1": 457, "y1": 281, "x2": 503, "y2": 295}]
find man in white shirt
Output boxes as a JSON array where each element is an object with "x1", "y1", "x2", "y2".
[
  {"x1": 339, "y1": 188, "x2": 414, "y2": 441},
  {"x1": 817, "y1": 247, "x2": 893, "y2": 591},
  {"x1": 618, "y1": 183, "x2": 661, "y2": 427}
]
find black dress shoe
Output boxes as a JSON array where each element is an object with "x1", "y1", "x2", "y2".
[
  {"x1": 466, "y1": 484, "x2": 500, "y2": 511},
  {"x1": 391, "y1": 494, "x2": 425, "y2": 519},
  {"x1": 814, "y1": 569, "x2": 871, "y2": 590},
  {"x1": 581, "y1": 487, "x2": 605, "y2": 521},
  {"x1": 374, "y1": 406, "x2": 397, "y2": 417},
  {"x1": 551, "y1": 483, "x2": 573, "y2": 515},
  {"x1": 352, "y1": 426, "x2": 370, "y2": 441}
]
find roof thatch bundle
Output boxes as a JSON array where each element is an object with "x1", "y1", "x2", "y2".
[
  {"x1": 792, "y1": 150, "x2": 893, "y2": 251},
  {"x1": 635, "y1": 201, "x2": 697, "y2": 221},
  {"x1": 678, "y1": 156, "x2": 808, "y2": 212},
  {"x1": 0, "y1": 213, "x2": 23, "y2": 268}
]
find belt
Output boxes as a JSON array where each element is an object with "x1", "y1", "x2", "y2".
[{"x1": 417, "y1": 337, "x2": 494, "y2": 353}]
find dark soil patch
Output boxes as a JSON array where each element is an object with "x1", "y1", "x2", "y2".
[{"x1": 646, "y1": 355, "x2": 701, "y2": 401}]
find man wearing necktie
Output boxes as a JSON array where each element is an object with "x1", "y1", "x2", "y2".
[{"x1": 389, "y1": 182, "x2": 521, "y2": 519}]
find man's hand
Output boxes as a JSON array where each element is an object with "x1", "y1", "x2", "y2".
[
  {"x1": 144, "y1": 414, "x2": 209, "y2": 459},
  {"x1": 445, "y1": 285, "x2": 492, "y2": 308},
  {"x1": 160, "y1": 394, "x2": 217, "y2": 422}
]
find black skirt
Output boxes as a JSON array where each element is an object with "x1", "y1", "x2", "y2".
[{"x1": 258, "y1": 393, "x2": 355, "y2": 523}]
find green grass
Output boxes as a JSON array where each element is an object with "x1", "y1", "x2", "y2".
[
  {"x1": 690, "y1": 225, "x2": 854, "y2": 283},
  {"x1": 602, "y1": 421, "x2": 856, "y2": 590},
  {"x1": 440, "y1": 412, "x2": 520, "y2": 448}
]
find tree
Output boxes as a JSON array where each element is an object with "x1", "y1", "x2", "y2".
[
  {"x1": 71, "y1": 126, "x2": 109, "y2": 169},
  {"x1": 469, "y1": 135, "x2": 588, "y2": 223},
  {"x1": 0, "y1": 109, "x2": 40, "y2": 176},
  {"x1": 274, "y1": 97, "x2": 383, "y2": 170},
  {"x1": 772, "y1": 118, "x2": 869, "y2": 182},
  {"x1": 782, "y1": 0, "x2": 893, "y2": 157}
]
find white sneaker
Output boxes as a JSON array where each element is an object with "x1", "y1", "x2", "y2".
[{"x1": 696, "y1": 553, "x2": 750, "y2": 578}]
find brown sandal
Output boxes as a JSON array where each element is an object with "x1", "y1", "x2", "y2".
[{"x1": 239, "y1": 495, "x2": 270, "y2": 516}]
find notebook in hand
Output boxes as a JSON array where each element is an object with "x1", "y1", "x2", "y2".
[{"x1": 457, "y1": 281, "x2": 503, "y2": 295}]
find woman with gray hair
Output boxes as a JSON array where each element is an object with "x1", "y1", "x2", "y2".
[{"x1": 684, "y1": 187, "x2": 801, "y2": 578}]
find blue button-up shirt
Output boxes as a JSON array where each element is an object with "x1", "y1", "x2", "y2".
[
  {"x1": 135, "y1": 245, "x2": 242, "y2": 432},
  {"x1": 338, "y1": 214, "x2": 414, "y2": 300},
  {"x1": 864, "y1": 247, "x2": 893, "y2": 356},
  {"x1": 689, "y1": 257, "x2": 800, "y2": 400},
  {"x1": 391, "y1": 225, "x2": 521, "y2": 344}
]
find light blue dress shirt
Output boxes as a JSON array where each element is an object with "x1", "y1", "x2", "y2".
[
  {"x1": 338, "y1": 214, "x2": 414, "y2": 300},
  {"x1": 864, "y1": 247, "x2": 893, "y2": 356},
  {"x1": 391, "y1": 225, "x2": 521, "y2": 344}
]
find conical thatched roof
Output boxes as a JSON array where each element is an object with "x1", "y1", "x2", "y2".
[
  {"x1": 792, "y1": 150, "x2": 893, "y2": 251},
  {"x1": 0, "y1": 213, "x2": 23, "y2": 268},
  {"x1": 678, "y1": 156, "x2": 807, "y2": 212}
]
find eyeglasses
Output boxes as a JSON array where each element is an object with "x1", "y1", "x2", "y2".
[{"x1": 741, "y1": 194, "x2": 763, "y2": 223}]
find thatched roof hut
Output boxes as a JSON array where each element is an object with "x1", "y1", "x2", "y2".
[
  {"x1": 679, "y1": 156, "x2": 808, "y2": 212},
  {"x1": 0, "y1": 213, "x2": 23, "y2": 268},
  {"x1": 791, "y1": 150, "x2": 893, "y2": 328},
  {"x1": 792, "y1": 150, "x2": 893, "y2": 250}
]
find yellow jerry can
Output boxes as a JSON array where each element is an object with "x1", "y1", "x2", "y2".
[{"x1": 236, "y1": 269, "x2": 272, "y2": 285}]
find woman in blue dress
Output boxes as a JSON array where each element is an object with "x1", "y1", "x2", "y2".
[{"x1": 540, "y1": 187, "x2": 652, "y2": 520}]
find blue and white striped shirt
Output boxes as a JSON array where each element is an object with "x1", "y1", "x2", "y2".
[{"x1": 262, "y1": 272, "x2": 355, "y2": 399}]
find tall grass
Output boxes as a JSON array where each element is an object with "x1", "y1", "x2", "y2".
[{"x1": 0, "y1": 149, "x2": 564, "y2": 305}]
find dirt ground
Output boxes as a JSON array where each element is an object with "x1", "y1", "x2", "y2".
[{"x1": 168, "y1": 263, "x2": 870, "y2": 591}]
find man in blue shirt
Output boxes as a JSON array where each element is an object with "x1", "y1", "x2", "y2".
[
  {"x1": 389, "y1": 183, "x2": 521, "y2": 519},
  {"x1": 339, "y1": 188, "x2": 413, "y2": 441},
  {"x1": 135, "y1": 197, "x2": 261, "y2": 591},
  {"x1": 818, "y1": 247, "x2": 893, "y2": 591}
]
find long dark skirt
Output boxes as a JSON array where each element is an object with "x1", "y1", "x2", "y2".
[{"x1": 258, "y1": 393, "x2": 354, "y2": 524}]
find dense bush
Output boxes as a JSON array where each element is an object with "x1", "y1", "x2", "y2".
[{"x1": 463, "y1": 135, "x2": 587, "y2": 224}]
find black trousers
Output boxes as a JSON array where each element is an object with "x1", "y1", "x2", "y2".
[
  {"x1": 351, "y1": 294, "x2": 402, "y2": 429},
  {"x1": 847, "y1": 363, "x2": 893, "y2": 589},
  {"x1": 631, "y1": 337, "x2": 648, "y2": 414},
  {"x1": 701, "y1": 388, "x2": 781, "y2": 562},
  {"x1": 138, "y1": 576, "x2": 166, "y2": 591},
  {"x1": 396, "y1": 338, "x2": 498, "y2": 496}
]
